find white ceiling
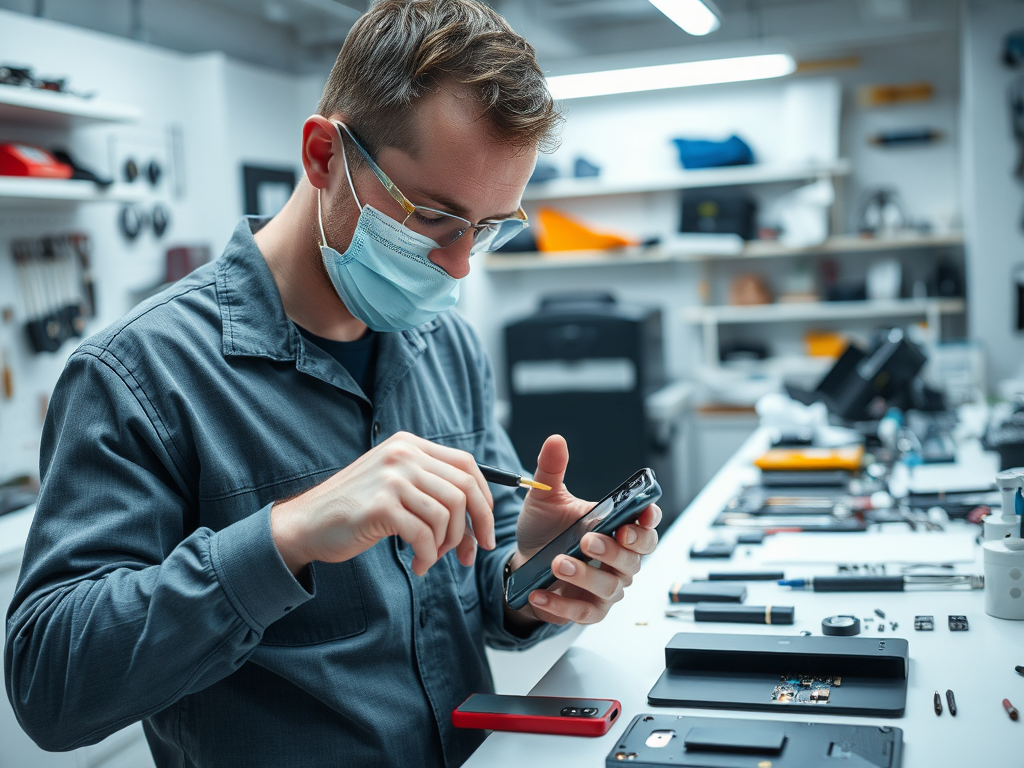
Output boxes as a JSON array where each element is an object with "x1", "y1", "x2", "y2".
[{"x1": 0, "y1": 0, "x2": 962, "y2": 75}]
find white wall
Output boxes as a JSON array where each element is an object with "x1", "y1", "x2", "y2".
[
  {"x1": 840, "y1": 34, "x2": 962, "y2": 234},
  {"x1": 962, "y1": 0, "x2": 1024, "y2": 387},
  {"x1": 0, "y1": 10, "x2": 323, "y2": 479}
]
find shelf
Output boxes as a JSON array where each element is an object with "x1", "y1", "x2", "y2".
[
  {"x1": 0, "y1": 84, "x2": 141, "y2": 127},
  {"x1": 485, "y1": 245, "x2": 675, "y2": 271},
  {"x1": 0, "y1": 177, "x2": 147, "y2": 205},
  {"x1": 681, "y1": 297, "x2": 966, "y2": 325},
  {"x1": 483, "y1": 233, "x2": 965, "y2": 272},
  {"x1": 521, "y1": 159, "x2": 851, "y2": 201}
]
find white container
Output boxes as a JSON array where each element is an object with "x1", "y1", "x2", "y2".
[{"x1": 983, "y1": 540, "x2": 1024, "y2": 620}]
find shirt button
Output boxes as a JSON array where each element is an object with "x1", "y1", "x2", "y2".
[
  {"x1": 372, "y1": 422, "x2": 382, "y2": 438},
  {"x1": 419, "y1": 608, "x2": 428, "y2": 627}
]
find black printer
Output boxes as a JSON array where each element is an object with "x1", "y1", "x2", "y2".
[{"x1": 505, "y1": 293, "x2": 670, "y2": 510}]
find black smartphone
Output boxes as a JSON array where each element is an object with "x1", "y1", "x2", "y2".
[{"x1": 504, "y1": 468, "x2": 661, "y2": 611}]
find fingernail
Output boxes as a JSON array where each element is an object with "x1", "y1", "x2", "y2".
[
  {"x1": 559, "y1": 559, "x2": 577, "y2": 577},
  {"x1": 532, "y1": 592, "x2": 548, "y2": 606},
  {"x1": 624, "y1": 528, "x2": 637, "y2": 545},
  {"x1": 587, "y1": 536, "x2": 606, "y2": 555}
]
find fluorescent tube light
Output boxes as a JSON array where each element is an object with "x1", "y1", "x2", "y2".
[
  {"x1": 649, "y1": 0, "x2": 721, "y2": 36},
  {"x1": 546, "y1": 54, "x2": 796, "y2": 101}
]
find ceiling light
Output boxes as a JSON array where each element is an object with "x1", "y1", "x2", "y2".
[
  {"x1": 546, "y1": 54, "x2": 796, "y2": 101},
  {"x1": 649, "y1": 0, "x2": 721, "y2": 36}
]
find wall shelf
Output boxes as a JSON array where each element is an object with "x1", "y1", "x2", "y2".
[
  {"x1": 521, "y1": 159, "x2": 851, "y2": 202},
  {"x1": 483, "y1": 233, "x2": 965, "y2": 272},
  {"x1": 682, "y1": 297, "x2": 966, "y2": 325},
  {"x1": 0, "y1": 177, "x2": 146, "y2": 205},
  {"x1": 0, "y1": 84, "x2": 141, "y2": 127},
  {"x1": 684, "y1": 297, "x2": 966, "y2": 368}
]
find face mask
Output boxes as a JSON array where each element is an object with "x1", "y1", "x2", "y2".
[{"x1": 317, "y1": 124, "x2": 460, "y2": 333}]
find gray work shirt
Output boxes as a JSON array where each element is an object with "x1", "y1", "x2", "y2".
[{"x1": 5, "y1": 219, "x2": 563, "y2": 767}]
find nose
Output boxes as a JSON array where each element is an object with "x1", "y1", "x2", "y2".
[{"x1": 428, "y1": 235, "x2": 473, "y2": 279}]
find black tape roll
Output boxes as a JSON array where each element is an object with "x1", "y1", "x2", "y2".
[{"x1": 822, "y1": 615, "x2": 861, "y2": 636}]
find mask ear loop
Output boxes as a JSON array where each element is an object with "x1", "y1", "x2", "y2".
[{"x1": 317, "y1": 121, "x2": 363, "y2": 248}]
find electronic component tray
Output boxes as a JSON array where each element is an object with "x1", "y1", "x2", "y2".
[{"x1": 648, "y1": 633, "x2": 908, "y2": 717}]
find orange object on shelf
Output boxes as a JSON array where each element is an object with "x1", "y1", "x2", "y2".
[
  {"x1": 755, "y1": 445, "x2": 865, "y2": 472},
  {"x1": 0, "y1": 143, "x2": 73, "y2": 178},
  {"x1": 804, "y1": 331, "x2": 848, "y2": 358},
  {"x1": 535, "y1": 207, "x2": 638, "y2": 252}
]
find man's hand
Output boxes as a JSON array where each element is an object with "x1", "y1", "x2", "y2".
[
  {"x1": 270, "y1": 432, "x2": 496, "y2": 577},
  {"x1": 507, "y1": 435, "x2": 660, "y2": 627}
]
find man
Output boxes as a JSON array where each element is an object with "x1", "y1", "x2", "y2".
[{"x1": 5, "y1": 2, "x2": 660, "y2": 766}]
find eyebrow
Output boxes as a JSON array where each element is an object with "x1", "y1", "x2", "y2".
[{"x1": 410, "y1": 187, "x2": 519, "y2": 222}]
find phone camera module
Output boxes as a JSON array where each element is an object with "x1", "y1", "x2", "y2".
[{"x1": 561, "y1": 706, "x2": 599, "y2": 717}]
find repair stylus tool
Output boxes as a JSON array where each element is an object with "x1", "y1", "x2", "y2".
[{"x1": 821, "y1": 615, "x2": 861, "y2": 636}]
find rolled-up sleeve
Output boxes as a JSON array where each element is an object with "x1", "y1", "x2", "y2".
[{"x1": 4, "y1": 349, "x2": 312, "y2": 752}]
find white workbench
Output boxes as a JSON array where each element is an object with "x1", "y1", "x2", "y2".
[{"x1": 465, "y1": 430, "x2": 1021, "y2": 767}]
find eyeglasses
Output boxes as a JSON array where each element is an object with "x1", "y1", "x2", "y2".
[{"x1": 335, "y1": 122, "x2": 529, "y2": 255}]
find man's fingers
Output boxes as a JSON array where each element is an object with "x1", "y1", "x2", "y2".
[
  {"x1": 398, "y1": 482, "x2": 454, "y2": 550},
  {"x1": 455, "y1": 533, "x2": 477, "y2": 567},
  {"x1": 529, "y1": 589, "x2": 607, "y2": 625},
  {"x1": 582, "y1": 533, "x2": 643, "y2": 577},
  {"x1": 409, "y1": 467, "x2": 467, "y2": 554},
  {"x1": 614, "y1": 524, "x2": 659, "y2": 556},
  {"x1": 417, "y1": 454, "x2": 495, "y2": 550},
  {"x1": 389, "y1": 508, "x2": 440, "y2": 576},
  {"x1": 529, "y1": 434, "x2": 569, "y2": 494},
  {"x1": 404, "y1": 435, "x2": 496, "y2": 549},
  {"x1": 637, "y1": 503, "x2": 662, "y2": 529},
  {"x1": 553, "y1": 555, "x2": 624, "y2": 602}
]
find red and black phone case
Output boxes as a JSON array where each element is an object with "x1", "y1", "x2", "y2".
[{"x1": 452, "y1": 694, "x2": 621, "y2": 737}]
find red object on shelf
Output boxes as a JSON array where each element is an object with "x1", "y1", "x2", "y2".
[{"x1": 0, "y1": 143, "x2": 73, "y2": 178}]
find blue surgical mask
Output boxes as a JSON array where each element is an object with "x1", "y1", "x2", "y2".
[{"x1": 317, "y1": 126, "x2": 460, "y2": 333}]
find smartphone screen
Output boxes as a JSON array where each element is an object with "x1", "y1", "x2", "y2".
[{"x1": 505, "y1": 468, "x2": 660, "y2": 610}]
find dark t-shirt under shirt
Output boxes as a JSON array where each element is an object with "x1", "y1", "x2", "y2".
[{"x1": 297, "y1": 324, "x2": 378, "y2": 397}]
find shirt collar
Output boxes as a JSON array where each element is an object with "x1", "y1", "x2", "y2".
[
  {"x1": 215, "y1": 217, "x2": 443, "y2": 365},
  {"x1": 216, "y1": 218, "x2": 298, "y2": 361}
]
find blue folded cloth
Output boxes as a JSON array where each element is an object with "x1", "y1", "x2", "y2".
[{"x1": 671, "y1": 134, "x2": 755, "y2": 169}]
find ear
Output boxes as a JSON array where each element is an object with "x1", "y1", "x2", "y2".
[{"x1": 302, "y1": 114, "x2": 345, "y2": 190}]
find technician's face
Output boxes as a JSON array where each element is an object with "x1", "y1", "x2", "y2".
[{"x1": 339, "y1": 85, "x2": 537, "y2": 279}]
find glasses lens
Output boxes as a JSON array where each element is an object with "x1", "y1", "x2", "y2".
[
  {"x1": 471, "y1": 219, "x2": 528, "y2": 255},
  {"x1": 405, "y1": 206, "x2": 470, "y2": 247}
]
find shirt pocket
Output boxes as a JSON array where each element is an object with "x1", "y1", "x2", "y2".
[
  {"x1": 260, "y1": 559, "x2": 368, "y2": 646},
  {"x1": 444, "y1": 552, "x2": 481, "y2": 612},
  {"x1": 426, "y1": 428, "x2": 485, "y2": 456}
]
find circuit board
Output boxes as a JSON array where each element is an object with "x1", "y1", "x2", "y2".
[{"x1": 771, "y1": 675, "x2": 841, "y2": 704}]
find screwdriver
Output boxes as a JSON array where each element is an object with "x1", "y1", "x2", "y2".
[
  {"x1": 477, "y1": 463, "x2": 551, "y2": 491},
  {"x1": 779, "y1": 574, "x2": 984, "y2": 591}
]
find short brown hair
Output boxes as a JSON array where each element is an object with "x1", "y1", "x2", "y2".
[{"x1": 317, "y1": 0, "x2": 560, "y2": 157}]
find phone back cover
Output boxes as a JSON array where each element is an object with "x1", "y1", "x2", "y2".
[{"x1": 606, "y1": 714, "x2": 903, "y2": 767}]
